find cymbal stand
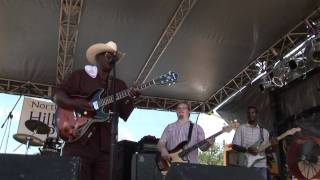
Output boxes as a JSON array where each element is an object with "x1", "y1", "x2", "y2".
[{"x1": 25, "y1": 130, "x2": 37, "y2": 154}]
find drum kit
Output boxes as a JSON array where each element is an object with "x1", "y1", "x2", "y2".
[{"x1": 12, "y1": 120, "x2": 63, "y2": 156}]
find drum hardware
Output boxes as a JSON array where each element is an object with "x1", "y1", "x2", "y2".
[
  {"x1": 39, "y1": 137, "x2": 63, "y2": 156},
  {"x1": 12, "y1": 120, "x2": 50, "y2": 154}
]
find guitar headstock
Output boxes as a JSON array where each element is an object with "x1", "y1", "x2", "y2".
[
  {"x1": 222, "y1": 121, "x2": 240, "y2": 133},
  {"x1": 153, "y1": 71, "x2": 178, "y2": 86},
  {"x1": 284, "y1": 127, "x2": 301, "y2": 136}
]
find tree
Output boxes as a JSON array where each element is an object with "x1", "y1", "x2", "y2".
[{"x1": 198, "y1": 143, "x2": 224, "y2": 165}]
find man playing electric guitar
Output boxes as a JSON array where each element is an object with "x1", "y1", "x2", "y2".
[
  {"x1": 53, "y1": 41, "x2": 139, "y2": 180},
  {"x1": 231, "y1": 106, "x2": 278, "y2": 180},
  {"x1": 157, "y1": 101, "x2": 214, "y2": 170}
]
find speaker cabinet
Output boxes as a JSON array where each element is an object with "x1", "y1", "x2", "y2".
[
  {"x1": 131, "y1": 153, "x2": 163, "y2": 180},
  {"x1": 114, "y1": 140, "x2": 137, "y2": 180},
  {"x1": 0, "y1": 154, "x2": 80, "y2": 180},
  {"x1": 165, "y1": 163, "x2": 264, "y2": 180}
]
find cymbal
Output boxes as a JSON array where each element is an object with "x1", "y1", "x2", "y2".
[
  {"x1": 13, "y1": 133, "x2": 44, "y2": 146},
  {"x1": 25, "y1": 120, "x2": 50, "y2": 134}
]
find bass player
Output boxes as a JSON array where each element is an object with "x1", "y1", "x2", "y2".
[{"x1": 157, "y1": 101, "x2": 214, "y2": 166}]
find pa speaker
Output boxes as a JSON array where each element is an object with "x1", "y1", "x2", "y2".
[
  {"x1": 165, "y1": 163, "x2": 264, "y2": 180},
  {"x1": 0, "y1": 154, "x2": 80, "y2": 180},
  {"x1": 131, "y1": 153, "x2": 163, "y2": 180}
]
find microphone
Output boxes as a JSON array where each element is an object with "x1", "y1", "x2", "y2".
[{"x1": 109, "y1": 52, "x2": 118, "y2": 65}]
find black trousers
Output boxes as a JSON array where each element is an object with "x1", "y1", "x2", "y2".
[{"x1": 79, "y1": 152, "x2": 110, "y2": 180}]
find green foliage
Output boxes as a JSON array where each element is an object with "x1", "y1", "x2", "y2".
[{"x1": 198, "y1": 143, "x2": 224, "y2": 166}]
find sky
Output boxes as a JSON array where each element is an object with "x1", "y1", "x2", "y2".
[{"x1": 0, "y1": 93, "x2": 235, "y2": 155}]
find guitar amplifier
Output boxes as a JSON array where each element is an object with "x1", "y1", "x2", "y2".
[
  {"x1": 114, "y1": 140, "x2": 137, "y2": 180},
  {"x1": 131, "y1": 153, "x2": 163, "y2": 180},
  {"x1": 139, "y1": 143, "x2": 158, "y2": 153},
  {"x1": 137, "y1": 135, "x2": 159, "y2": 153},
  {"x1": 224, "y1": 144, "x2": 240, "y2": 166},
  {"x1": 0, "y1": 154, "x2": 80, "y2": 180}
]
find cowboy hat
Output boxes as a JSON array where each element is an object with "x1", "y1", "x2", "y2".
[{"x1": 86, "y1": 41, "x2": 125, "y2": 65}]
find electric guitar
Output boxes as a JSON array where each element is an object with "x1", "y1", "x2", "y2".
[
  {"x1": 56, "y1": 71, "x2": 178, "y2": 143},
  {"x1": 156, "y1": 121, "x2": 239, "y2": 174},
  {"x1": 236, "y1": 127, "x2": 301, "y2": 167}
]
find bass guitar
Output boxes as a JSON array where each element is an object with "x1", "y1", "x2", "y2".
[
  {"x1": 56, "y1": 71, "x2": 178, "y2": 143},
  {"x1": 156, "y1": 121, "x2": 239, "y2": 174}
]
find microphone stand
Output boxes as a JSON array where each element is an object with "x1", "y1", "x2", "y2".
[
  {"x1": 108, "y1": 54, "x2": 119, "y2": 180},
  {"x1": 1, "y1": 94, "x2": 22, "y2": 128},
  {"x1": 0, "y1": 94, "x2": 22, "y2": 152}
]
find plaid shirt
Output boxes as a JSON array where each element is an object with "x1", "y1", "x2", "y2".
[
  {"x1": 159, "y1": 120, "x2": 205, "y2": 164},
  {"x1": 232, "y1": 123, "x2": 269, "y2": 168}
]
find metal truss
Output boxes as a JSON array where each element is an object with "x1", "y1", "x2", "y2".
[
  {"x1": 56, "y1": 0, "x2": 83, "y2": 85},
  {"x1": 206, "y1": 8, "x2": 320, "y2": 112},
  {"x1": 135, "y1": 0, "x2": 199, "y2": 83},
  {"x1": 134, "y1": 95, "x2": 205, "y2": 112},
  {"x1": 0, "y1": 78, "x2": 54, "y2": 98},
  {"x1": 0, "y1": 78, "x2": 208, "y2": 112}
]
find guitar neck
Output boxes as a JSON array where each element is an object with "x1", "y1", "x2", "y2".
[
  {"x1": 179, "y1": 130, "x2": 224, "y2": 157},
  {"x1": 99, "y1": 80, "x2": 155, "y2": 107},
  {"x1": 259, "y1": 132, "x2": 289, "y2": 152}
]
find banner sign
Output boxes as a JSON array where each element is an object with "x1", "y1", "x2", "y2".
[{"x1": 17, "y1": 97, "x2": 57, "y2": 141}]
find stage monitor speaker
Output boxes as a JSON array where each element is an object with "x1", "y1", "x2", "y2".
[
  {"x1": 0, "y1": 154, "x2": 80, "y2": 180},
  {"x1": 165, "y1": 163, "x2": 264, "y2": 180},
  {"x1": 131, "y1": 153, "x2": 163, "y2": 180}
]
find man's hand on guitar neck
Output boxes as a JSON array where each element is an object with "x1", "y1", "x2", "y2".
[
  {"x1": 128, "y1": 82, "x2": 140, "y2": 99},
  {"x1": 200, "y1": 138, "x2": 215, "y2": 151},
  {"x1": 270, "y1": 138, "x2": 278, "y2": 147}
]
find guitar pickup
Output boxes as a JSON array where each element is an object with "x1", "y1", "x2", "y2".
[{"x1": 92, "y1": 101, "x2": 99, "y2": 110}]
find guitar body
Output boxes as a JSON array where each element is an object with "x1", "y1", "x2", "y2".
[
  {"x1": 244, "y1": 153, "x2": 266, "y2": 167},
  {"x1": 56, "y1": 89, "x2": 111, "y2": 143},
  {"x1": 156, "y1": 141, "x2": 188, "y2": 174},
  {"x1": 237, "y1": 138, "x2": 265, "y2": 167}
]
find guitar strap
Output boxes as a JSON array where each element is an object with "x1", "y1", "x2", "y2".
[
  {"x1": 187, "y1": 122, "x2": 194, "y2": 143},
  {"x1": 260, "y1": 127, "x2": 264, "y2": 144}
]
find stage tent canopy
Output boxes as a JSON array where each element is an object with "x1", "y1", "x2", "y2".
[{"x1": 0, "y1": 0, "x2": 319, "y2": 112}]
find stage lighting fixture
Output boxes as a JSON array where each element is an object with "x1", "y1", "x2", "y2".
[
  {"x1": 288, "y1": 60, "x2": 298, "y2": 70},
  {"x1": 305, "y1": 36, "x2": 320, "y2": 63}
]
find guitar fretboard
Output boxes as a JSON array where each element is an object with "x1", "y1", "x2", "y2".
[
  {"x1": 179, "y1": 130, "x2": 224, "y2": 157},
  {"x1": 258, "y1": 130, "x2": 293, "y2": 152},
  {"x1": 98, "y1": 80, "x2": 155, "y2": 107}
]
